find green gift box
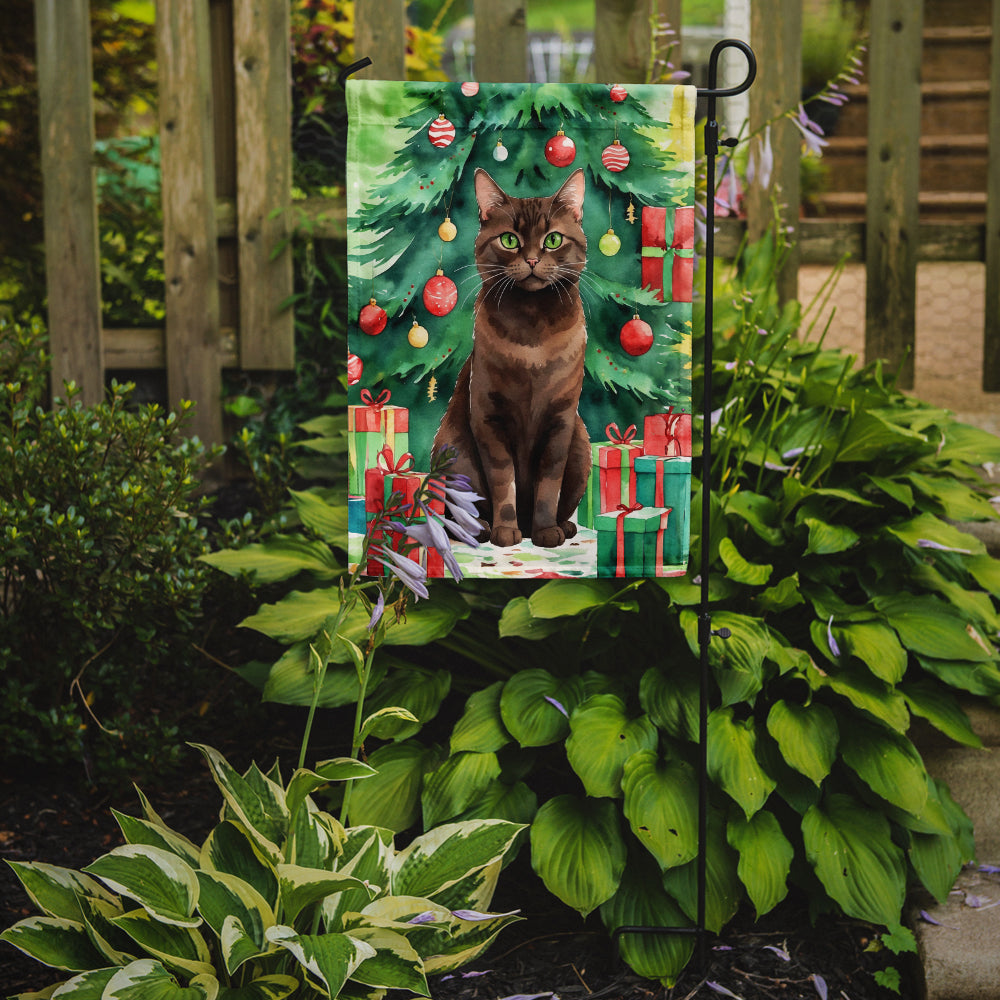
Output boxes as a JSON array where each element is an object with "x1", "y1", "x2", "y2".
[
  {"x1": 596, "y1": 504, "x2": 672, "y2": 578},
  {"x1": 634, "y1": 455, "x2": 691, "y2": 567}
]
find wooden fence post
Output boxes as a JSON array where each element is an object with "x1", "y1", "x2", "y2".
[
  {"x1": 474, "y1": 0, "x2": 526, "y2": 82},
  {"x1": 594, "y1": 0, "x2": 675, "y2": 84},
  {"x1": 34, "y1": 0, "x2": 104, "y2": 405},
  {"x1": 746, "y1": 0, "x2": 801, "y2": 306},
  {"x1": 864, "y1": 0, "x2": 923, "y2": 389},
  {"x1": 355, "y1": 0, "x2": 407, "y2": 80},
  {"x1": 157, "y1": 0, "x2": 223, "y2": 445},
  {"x1": 233, "y1": 0, "x2": 294, "y2": 369},
  {"x1": 983, "y1": 0, "x2": 1000, "y2": 390}
]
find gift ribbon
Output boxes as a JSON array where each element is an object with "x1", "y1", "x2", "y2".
[
  {"x1": 654, "y1": 508, "x2": 673, "y2": 576},
  {"x1": 360, "y1": 388, "x2": 392, "y2": 409},
  {"x1": 376, "y1": 446, "x2": 415, "y2": 474},
  {"x1": 605, "y1": 422, "x2": 637, "y2": 445},
  {"x1": 613, "y1": 501, "x2": 643, "y2": 577}
]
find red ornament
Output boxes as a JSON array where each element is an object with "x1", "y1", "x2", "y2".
[
  {"x1": 359, "y1": 298, "x2": 387, "y2": 335},
  {"x1": 544, "y1": 129, "x2": 576, "y2": 168},
  {"x1": 610, "y1": 84, "x2": 628, "y2": 103},
  {"x1": 460, "y1": 81, "x2": 480, "y2": 96},
  {"x1": 347, "y1": 352, "x2": 363, "y2": 385},
  {"x1": 601, "y1": 140, "x2": 630, "y2": 172},
  {"x1": 428, "y1": 115, "x2": 456, "y2": 147},
  {"x1": 620, "y1": 314, "x2": 653, "y2": 356},
  {"x1": 423, "y1": 269, "x2": 458, "y2": 316}
]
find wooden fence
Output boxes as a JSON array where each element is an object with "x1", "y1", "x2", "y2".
[{"x1": 33, "y1": 0, "x2": 1000, "y2": 445}]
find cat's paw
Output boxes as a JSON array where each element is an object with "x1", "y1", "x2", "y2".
[
  {"x1": 558, "y1": 520, "x2": 578, "y2": 540},
  {"x1": 532, "y1": 525, "x2": 566, "y2": 547},
  {"x1": 490, "y1": 525, "x2": 522, "y2": 547}
]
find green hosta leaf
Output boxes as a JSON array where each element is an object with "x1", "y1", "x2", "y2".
[
  {"x1": 0, "y1": 916, "x2": 107, "y2": 971},
  {"x1": 724, "y1": 490, "x2": 784, "y2": 545},
  {"x1": 911, "y1": 562, "x2": 1000, "y2": 633},
  {"x1": 111, "y1": 908, "x2": 214, "y2": 978},
  {"x1": 450, "y1": 682, "x2": 511, "y2": 754},
  {"x1": 112, "y1": 812, "x2": 201, "y2": 868},
  {"x1": 195, "y1": 871, "x2": 273, "y2": 974},
  {"x1": 565, "y1": 695, "x2": 658, "y2": 798},
  {"x1": 719, "y1": 537, "x2": 773, "y2": 586},
  {"x1": 83, "y1": 846, "x2": 200, "y2": 928},
  {"x1": 497, "y1": 597, "x2": 563, "y2": 639},
  {"x1": 393, "y1": 820, "x2": 524, "y2": 901},
  {"x1": 599, "y1": 852, "x2": 694, "y2": 987},
  {"x1": 834, "y1": 409, "x2": 927, "y2": 463},
  {"x1": 4, "y1": 862, "x2": 118, "y2": 923},
  {"x1": 200, "y1": 535, "x2": 339, "y2": 583},
  {"x1": 802, "y1": 793, "x2": 906, "y2": 926},
  {"x1": 199, "y1": 822, "x2": 278, "y2": 910},
  {"x1": 765, "y1": 700, "x2": 838, "y2": 786},
  {"x1": 639, "y1": 664, "x2": 699, "y2": 742},
  {"x1": 346, "y1": 926, "x2": 428, "y2": 994},
  {"x1": 866, "y1": 474, "x2": 914, "y2": 509},
  {"x1": 277, "y1": 865, "x2": 375, "y2": 925},
  {"x1": 707, "y1": 708, "x2": 776, "y2": 818},
  {"x1": 936, "y1": 420, "x2": 1000, "y2": 465},
  {"x1": 527, "y1": 579, "x2": 618, "y2": 617},
  {"x1": 681, "y1": 610, "x2": 770, "y2": 706},
  {"x1": 359, "y1": 706, "x2": 421, "y2": 742},
  {"x1": 901, "y1": 680, "x2": 982, "y2": 748},
  {"x1": 874, "y1": 594, "x2": 995, "y2": 662},
  {"x1": 810, "y1": 662, "x2": 910, "y2": 732},
  {"x1": 727, "y1": 811, "x2": 793, "y2": 918},
  {"x1": 260, "y1": 643, "x2": 384, "y2": 708},
  {"x1": 190, "y1": 746, "x2": 287, "y2": 863},
  {"x1": 834, "y1": 621, "x2": 907, "y2": 684},
  {"x1": 103, "y1": 959, "x2": 218, "y2": 1000},
  {"x1": 803, "y1": 517, "x2": 859, "y2": 556},
  {"x1": 909, "y1": 827, "x2": 965, "y2": 905},
  {"x1": 362, "y1": 667, "x2": 451, "y2": 740},
  {"x1": 755, "y1": 573, "x2": 805, "y2": 614},
  {"x1": 530, "y1": 795, "x2": 626, "y2": 917},
  {"x1": 347, "y1": 740, "x2": 442, "y2": 832},
  {"x1": 621, "y1": 751, "x2": 698, "y2": 871},
  {"x1": 661, "y1": 812, "x2": 741, "y2": 934},
  {"x1": 265, "y1": 926, "x2": 375, "y2": 998},
  {"x1": 499, "y1": 670, "x2": 585, "y2": 747},
  {"x1": 421, "y1": 751, "x2": 502, "y2": 828},
  {"x1": 839, "y1": 718, "x2": 929, "y2": 816},
  {"x1": 288, "y1": 488, "x2": 349, "y2": 544},
  {"x1": 906, "y1": 472, "x2": 998, "y2": 521},
  {"x1": 453, "y1": 779, "x2": 538, "y2": 827},
  {"x1": 916, "y1": 655, "x2": 1000, "y2": 697},
  {"x1": 967, "y1": 553, "x2": 1000, "y2": 597},
  {"x1": 885, "y1": 512, "x2": 985, "y2": 557},
  {"x1": 216, "y1": 975, "x2": 299, "y2": 1000}
]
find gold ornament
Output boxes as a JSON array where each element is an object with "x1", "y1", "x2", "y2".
[
  {"x1": 408, "y1": 319, "x2": 429, "y2": 348},
  {"x1": 438, "y1": 217, "x2": 457, "y2": 242}
]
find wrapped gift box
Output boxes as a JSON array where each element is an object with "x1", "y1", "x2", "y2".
[
  {"x1": 634, "y1": 455, "x2": 691, "y2": 566},
  {"x1": 643, "y1": 409, "x2": 692, "y2": 458},
  {"x1": 641, "y1": 206, "x2": 695, "y2": 304},
  {"x1": 348, "y1": 388, "x2": 409, "y2": 495},
  {"x1": 596, "y1": 503, "x2": 673, "y2": 577},
  {"x1": 576, "y1": 423, "x2": 643, "y2": 529},
  {"x1": 348, "y1": 495, "x2": 366, "y2": 535}
]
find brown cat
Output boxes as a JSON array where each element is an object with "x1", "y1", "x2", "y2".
[{"x1": 433, "y1": 167, "x2": 592, "y2": 547}]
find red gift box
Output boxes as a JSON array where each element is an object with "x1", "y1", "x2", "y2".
[
  {"x1": 641, "y1": 206, "x2": 695, "y2": 304},
  {"x1": 643, "y1": 408, "x2": 692, "y2": 458}
]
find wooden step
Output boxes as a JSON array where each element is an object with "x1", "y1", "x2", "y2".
[
  {"x1": 833, "y1": 80, "x2": 991, "y2": 137},
  {"x1": 922, "y1": 25, "x2": 993, "y2": 83},
  {"x1": 922, "y1": 0, "x2": 992, "y2": 28},
  {"x1": 813, "y1": 189, "x2": 987, "y2": 222}
]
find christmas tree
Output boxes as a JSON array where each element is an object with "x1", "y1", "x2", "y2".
[{"x1": 346, "y1": 80, "x2": 696, "y2": 463}]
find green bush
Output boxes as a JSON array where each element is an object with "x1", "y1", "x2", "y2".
[{"x1": 0, "y1": 317, "x2": 220, "y2": 783}]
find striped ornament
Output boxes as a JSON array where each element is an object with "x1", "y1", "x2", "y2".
[
  {"x1": 601, "y1": 140, "x2": 630, "y2": 172},
  {"x1": 428, "y1": 115, "x2": 456, "y2": 147}
]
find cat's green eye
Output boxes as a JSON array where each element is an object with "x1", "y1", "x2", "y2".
[
  {"x1": 499, "y1": 232, "x2": 521, "y2": 250},
  {"x1": 543, "y1": 232, "x2": 563, "y2": 250}
]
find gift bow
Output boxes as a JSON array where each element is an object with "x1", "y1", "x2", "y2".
[
  {"x1": 376, "y1": 446, "x2": 415, "y2": 474},
  {"x1": 360, "y1": 388, "x2": 392, "y2": 409},
  {"x1": 605, "y1": 422, "x2": 638, "y2": 445},
  {"x1": 613, "y1": 501, "x2": 644, "y2": 577}
]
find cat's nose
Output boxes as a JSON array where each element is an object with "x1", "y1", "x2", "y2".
[{"x1": 526, "y1": 257, "x2": 539, "y2": 268}]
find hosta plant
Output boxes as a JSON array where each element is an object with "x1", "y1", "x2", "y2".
[{"x1": 1, "y1": 744, "x2": 523, "y2": 999}]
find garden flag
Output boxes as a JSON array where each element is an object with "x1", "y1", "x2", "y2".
[{"x1": 346, "y1": 81, "x2": 696, "y2": 579}]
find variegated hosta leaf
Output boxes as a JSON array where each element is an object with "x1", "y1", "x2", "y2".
[
  {"x1": 276, "y1": 864, "x2": 375, "y2": 925},
  {"x1": 83, "y1": 846, "x2": 200, "y2": 928},
  {"x1": 706, "y1": 707, "x2": 776, "y2": 819},
  {"x1": 200, "y1": 822, "x2": 278, "y2": 911},
  {"x1": 190, "y1": 745, "x2": 287, "y2": 863},
  {"x1": 344, "y1": 926, "x2": 429, "y2": 995},
  {"x1": 195, "y1": 871, "x2": 274, "y2": 974},
  {"x1": 46, "y1": 966, "x2": 118, "y2": 997},
  {"x1": 102, "y1": 958, "x2": 218, "y2": 999},
  {"x1": 727, "y1": 810, "x2": 793, "y2": 918},
  {"x1": 288, "y1": 802, "x2": 344, "y2": 871},
  {"x1": 77, "y1": 894, "x2": 136, "y2": 966},
  {"x1": 285, "y1": 760, "x2": 376, "y2": 824},
  {"x1": 450, "y1": 681, "x2": 511, "y2": 754},
  {"x1": 110, "y1": 908, "x2": 214, "y2": 979},
  {"x1": 765, "y1": 700, "x2": 838, "y2": 786},
  {"x1": 499, "y1": 669, "x2": 585, "y2": 747},
  {"x1": 838, "y1": 718, "x2": 929, "y2": 817},
  {"x1": 323, "y1": 829, "x2": 393, "y2": 931},
  {"x1": 112, "y1": 810, "x2": 201, "y2": 868},
  {"x1": 214, "y1": 975, "x2": 300, "y2": 1000},
  {"x1": 621, "y1": 751, "x2": 699, "y2": 871},
  {"x1": 421, "y1": 907, "x2": 522, "y2": 975},
  {"x1": 424, "y1": 859, "x2": 501, "y2": 915},
  {"x1": 0, "y1": 916, "x2": 107, "y2": 971},
  {"x1": 265, "y1": 925, "x2": 376, "y2": 998},
  {"x1": 599, "y1": 853, "x2": 694, "y2": 987},
  {"x1": 565, "y1": 695, "x2": 658, "y2": 799},
  {"x1": 391, "y1": 820, "x2": 524, "y2": 901},
  {"x1": 4, "y1": 861, "x2": 118, "y2": 922},
  {"x1": 421, "y1": 751, "x2": 502, "y2": 828},
  {"x1": 529, "y1": 795, "x2": 626, "y2": 917},
  {"x1": 802, "y1": 793, "x2": 906, "y2": 926}
]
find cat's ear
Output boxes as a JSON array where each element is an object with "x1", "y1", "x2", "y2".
[
  {"x1": 474, "y1": 168, "x2": 510, "y2": 221},
  {"x1": 552, "y1": 168, "x2": 585, "y2": 222}
]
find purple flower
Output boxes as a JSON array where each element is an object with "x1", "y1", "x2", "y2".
[
  {"x1": 826, "y1": 616, "x2": 841, "y2": 658},
  {"x1": 791, "y1": 104, "x2": 829, "y2": 156},
  {"x1": 706, "y1": 983, "x2": 742, "y2": 999},
  {"x1": 367, "y1": 590, "x2": 385, "y2": 631},
  {"x1": 917, "y1": 538, "x2": 972, "y2": 554},
  {"x1": 746, "y1": 125, "x2": 773, "y2": 191},
  {"x1": 388, "y1": 512, "x2": 463, "y2": 582},
  {"x1": 372, "y1": 543, "x2": 429, "y2": 600},
  {"x1": 812, "y1": 974, "x2": 828, "y2": 1000},
  {"x1": 544, "y1": 695, "x2": 569, "y2": 718},
  {"x1": 451, "y1": 908, "x2": 520, "y2": 921},
  {"x1": 407, "y1": 911, "x2": 438, "y2": 924},
  {"x1": 763, "y1": 944, "x2": 790, "y2": 961}
]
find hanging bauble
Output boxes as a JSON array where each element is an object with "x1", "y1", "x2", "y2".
[
  {"x1": 428, "y1": 115, "x2": 456, "y2": 148},
  {"x1": 610, "y1": 83, "x2": 628, "y2": 103},
  {"x1": 408, "y1": 319, "x2": 429, "y2": 349},
  {"x1": 601, "y1": 139, "x2": 630, "y2": 172},
  {"x1": 359, "y1": 297, "x2": 388, "y2": 336},
  {"x1": 598, "y1": 229, "x2": 622, "y2": 257},
  {"x1": 461, "y1": 81, "x2": 480, "y2": 97},
  {"x1": 438, "y1": 216, "x2": 458, "y2": 242},
  {"x1": 493, "y1": 139, "x2": 509, "y2": 162},
  {"x1": 620, "y1": 314, "x2": 653, "y2": 356},
  {"x1": 544, "y1": 129, "x2": 576, "y2": 168},
  {"x1": 423, "y1": 269, "x2": 458, "y2": 316},
  {"x1": 347, "y1": 352, "x2": 363, "y2": 385}
]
